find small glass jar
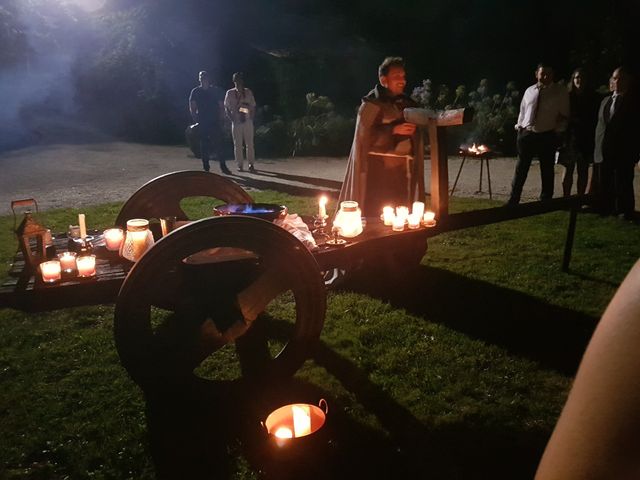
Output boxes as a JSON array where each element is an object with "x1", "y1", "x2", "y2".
[
  {"x1": 333, "y1": 201, "x2": 363, "y2": 238},
  {"x1": 120, "y1": 219, "x2": 155, "y2": 262}
]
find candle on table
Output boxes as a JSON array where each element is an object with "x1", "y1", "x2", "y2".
[
  {"x1": 412, "y1": 201, "x2": 425, "y2": 219},
  {"x1": 408, "y1": 213, "x2": 421, "y2": 229},
  {"x1": 392, "y1": 215, "x2": 405, "y2": 232},
  {"x1": 40, "y1": 260, "x2": 61, "y2": 283},
  {"x1": 103, "y1": 228, "x2": 124, "y2": 251},
  {"x1": 423, "y1": 211, "x2": 436, "y2": 227},
  {"x1": 382, "y1": 206, "x2": 394, "y2": 226},
  {"x1": 78, "y1": 214, "x2": 87, "y2": 239},
  {"x1": 57, "y1": 251, "x2": 77, "y2": 273},
  {"x1": 396, "y1": 206, "x2": 409, "y2": 223},
  {"x1": 76, "y1": 254, "x2": 96, "y2": 277},
  {"x1": 318, "y1": 195, "x2": 328, "y2": 219}
]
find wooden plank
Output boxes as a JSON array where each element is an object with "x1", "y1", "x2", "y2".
[{"x1": 428, "y1": 123, "x2": 450, "y2": 218}]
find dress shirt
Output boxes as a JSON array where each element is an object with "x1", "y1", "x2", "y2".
[
  {"x1": 516, "y1": 82, "x2": 570, "y2": 133},
  {"x1": 224, "y1": 87, "x2": 256, "y2": 123}
]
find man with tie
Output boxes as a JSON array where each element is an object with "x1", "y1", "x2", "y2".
[
  {"x1": 593, "y1": 66, "x2": 640, "y2": 219},
  {"x1": 507, "y1": 63, "x2": 570, "y2": 205}
]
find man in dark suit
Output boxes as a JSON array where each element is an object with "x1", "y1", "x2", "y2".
[{"x1": 593, "y1": 67, "x2": 640, "y2": 219}]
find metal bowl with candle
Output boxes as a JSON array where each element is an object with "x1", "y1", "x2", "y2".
[{"x1": 213, "y1": 203, "x2": 287, "y2": 222}]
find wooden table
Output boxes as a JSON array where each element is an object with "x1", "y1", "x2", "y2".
[{"x1": 0, "y1": 219, "x2": 435, "y2": 313}]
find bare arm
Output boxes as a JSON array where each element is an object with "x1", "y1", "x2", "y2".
[
  {"x1": 536, "y1": 259, "x2": 640, "y2": 479},
  {"x1": 189, "y1": 100, "x2": 198, "y2": 123}
]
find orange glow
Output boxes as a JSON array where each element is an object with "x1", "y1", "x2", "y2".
[
  {"x1": 467, "y1": 143, "x2": 489, "y2": 155},
  {"x1": 318, "y1": 195, "x2": 328, "y2": 218}
]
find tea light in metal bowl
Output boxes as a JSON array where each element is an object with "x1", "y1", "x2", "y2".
[{"x1": 263, "y1": 400, "x2": 328, "y2": 446}]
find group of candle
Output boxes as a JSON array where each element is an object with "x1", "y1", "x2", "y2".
[
  {"x1": 39, "y1": 214, "x2": 127, "y2": 284},
  {"x1": 382, "y1": 202, "x2": 436, "y2": 231}
]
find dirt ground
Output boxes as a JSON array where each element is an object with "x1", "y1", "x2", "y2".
[{"x1": 1, "y1": 141, "x2": 639, "y2": 214}]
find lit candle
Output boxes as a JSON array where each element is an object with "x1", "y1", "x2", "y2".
[
  {"x1": 318, "y1": 195, "x2": 328, "y2": 219},
  {"x1": 78, "y1": 214, "x2": 87, "y2": 239},
  {"x1": 408, "y1": 213, "x2": 421, "y2": 229},
  {"x1": 392, "y1": 215, "x2": 405, "y2": 232},
  {"x1": 412, "y1": 201, "x2": 425, "y2": 219},
  {"x1": 274, "y1": 427, "x2": 293, "y2": 439},
  {"x1": 40, "y1": 260, "x2": 61, "y2": 283},
  {"x1": 292, "y1": 404, "x2": 312, "y2": 437},
  {"x1": 423, "y1": 211, "x2": 436, "y2": 227},
  {"x1": 382, "y1": 206, "x2": 394, "y2": 226},
  {"x1": 396, "y1": 206, "x2": 409, "y2": 223},
  {"x1": 103, "y1": 228, "x2": 124, "y2": 251},
  {"x1": 57, "y1": 251, "x2": 77, "y2": 273},
  {"x1": 76, "y1": 254, "x2": 96, "y2": 277}
]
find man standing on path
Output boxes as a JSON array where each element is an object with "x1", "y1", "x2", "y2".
[
  {"x1": 507, "y1": 63, "x2": 569, "y2": 205},
  {"x1": 338, "y1": 56, "x2": 424, "y2": 217},
  {"x1": 224, "y1": 72, "x2": 257, "y2": 173},
  {"x1": 593, "y1": 66, "x2": 640, "y2": 220},
  {"x1": 189, "y1": 70, "x2": 230, "y2": 174}
]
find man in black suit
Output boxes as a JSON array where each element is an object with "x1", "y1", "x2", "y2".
[{"x1": 593, "y1": 67, "x2": 640, "y2": 219}]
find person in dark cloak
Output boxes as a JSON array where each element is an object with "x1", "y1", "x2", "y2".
[{"x1": 338, "y1": 57, "x2": 425, "y2": 217}]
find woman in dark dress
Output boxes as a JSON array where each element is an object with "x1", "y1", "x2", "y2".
[{"x1": 562, "y1": 68, "x2": 601, "y2": 196}]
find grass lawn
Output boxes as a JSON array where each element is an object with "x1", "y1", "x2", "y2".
[{"x1": 1, "y1": 192, "x2": 638, "y2": 479}]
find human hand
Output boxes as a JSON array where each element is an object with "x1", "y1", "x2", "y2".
[{"x1": 393, "y1": 122, "x2": 416, "y2": 136}]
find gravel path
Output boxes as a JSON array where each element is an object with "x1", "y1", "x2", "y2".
[{"x1": 1, "y1": 141, "x2": 638, "y2": 214}]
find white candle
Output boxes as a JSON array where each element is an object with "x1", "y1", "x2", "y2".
[
  {"x1": 382, "y1": 206, "x2": 394, "y2": 226},
  {"x1": 78, "y1": 213, "x2": 87, "y2": 239},
  {"x1": 103, "y1": 228, "x2": 124, "y2": 251},
  {"x1": 318, "y1": 195, "x2": 328, "y2": 218},
  {"x1": 423, "y1": 211, "x2": 436, "y2": 226},
  {"x1": 76, "y1": 254, "x2": 96, "y2": 277},
  {"x1": 40, "y1": 260, "x2": 61, "y2": 283},
  {"x1": 412, "y1": 201, "x2": 425, "y2": 219},
  {"x1": 392, "y1": 215, "x2": 405, "y2": 232},
  {"x1": 396, "y1": 206, "x2": 409, "y2": 223},
  {"x1": 292, "y1": 404, "x2": 312, "y2": 438},
  {"x1": 408, "y1": 213, "x2": 421, "y2": 229},
  {"x1": 57, "y1": 251, "x2": 77, "y2": 273}
]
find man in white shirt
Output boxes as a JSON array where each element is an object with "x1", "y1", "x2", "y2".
[
  {"x1": 507, "y1": 63, "x2": 570, "y2": 205},
  {"x1": 224, "y1": 72, "x2": 257, "y2": 172}
]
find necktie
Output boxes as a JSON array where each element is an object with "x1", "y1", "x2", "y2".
[
  {"x1": 531, "y1": 85, "x2": 543, "y2": 128},
  {"x1": 609, "y1": 95, "x2": 618, "y2": 120}
]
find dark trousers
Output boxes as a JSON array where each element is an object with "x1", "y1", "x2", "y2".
[
  {"x1": 199, "y1": 123, "x2": 224, "y2": 172},
  {"x1": 509, "y1": 130, "x2": 557, "y2": 204},
  {"x1": 598, "y1": 160, "x2": 636, "y2": 215}
]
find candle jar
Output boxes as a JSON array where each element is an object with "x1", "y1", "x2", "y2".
[
  {"x1": 395, "y1": 206, "x2": 409, "y2": 224},
  {"x1": 392, "y1": 215, "x2": 405, "y2": 232},
  {"x1": 76, "y1": 254, "x2": 96, "y2": 277},
  {"x1": 423, "y1": 211, "x2": 436, "y2": 227},
  {"x1": 40, "y1": 260, "x2": 61, "y2": 283},
  {"x1": 120, "y1": 219, "x2": 155, "y2": 262},
  {"x1": 408, "y1": 213, "x2": 421, "y2": 229},
  {"x1": 382, "y1": 206, "x2": 395, "y2": 226},
  {"x1": 103, "y1": 228, "x2": 124, "y2": 251},
  {"x1": 57, "y1": 251, "x2": 77, "y2": 273},
  {"x1": 333, "y1": 201, "x2": 363, "y2": 238},
  {"x1": 412, "y1": 201, "x2": 425, "y2": 219}
]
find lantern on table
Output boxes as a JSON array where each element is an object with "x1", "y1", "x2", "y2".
[
  {"x1": 120, "y1": 219, "x2": 155, "y2": 262},
  {"x1": 12, "y1": 198, "x2": 49, "y2": 273},
  {"x1": 332, "y1": 201, "x2": 363, "y2": 238}
]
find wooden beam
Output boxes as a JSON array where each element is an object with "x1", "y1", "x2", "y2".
[{"x1": 427, "y1": 122, "x2": 449, "y2": 217}]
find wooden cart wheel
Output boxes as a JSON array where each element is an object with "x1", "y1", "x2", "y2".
[
  {"x1": 115, "y1": 170, "x2": 254, "y2": 227},
  {"x1": 114, "y1": 216, "x2": 326, "y2": 387}
]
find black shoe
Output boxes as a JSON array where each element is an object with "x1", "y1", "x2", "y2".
[
  {"x1": 221, "y1": 165, "x2": 231, "y2": 175},
  {"x1": 248, "y1": 165, "x2": 256, "y2": 173}
]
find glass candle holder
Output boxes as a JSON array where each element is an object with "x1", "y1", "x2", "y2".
[
  {"x1": 407, "y1": 213, "x2": 421, "y2": 229},
  {"x1": 392, "y1": 215, "x2": 405, "y2": 232},
  {"x1": 412, "y1": 201, "x2": 425, "y2": 219},
  {"x1": 423, "y1": 211, "x2": 436, "y2": 227},
  {"x1": 76, "y1": 254, "x2": 96, "y2": 277},
  {"x1": 40, "y1": 260, "x2": 61, "y2": 283},
  {"x1": 395, "y1": 206, "x2": 409, "y2": 224},
  {"x1": 333, "y1": 201, "x2": 363, "y2": 238},
  {"x1": 103, "y1": 228, "x2": 124, "y2": 251},
  {"x1": 120, "y1": 219, "x2": 155, "y2": 262},
  {"x1": 57, "y1": 251, "x2": 77, "y2": 273},
  {"x1": 382, "y1": 206, "x2": 395, "y2": 226}
]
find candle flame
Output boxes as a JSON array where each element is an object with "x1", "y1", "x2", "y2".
[
  {"x1": 274, "y1": 427, "x2": 293, "y2": 439},
  {"x1": 319, "y1": 196, "x2": 328, "y2": 206}
]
